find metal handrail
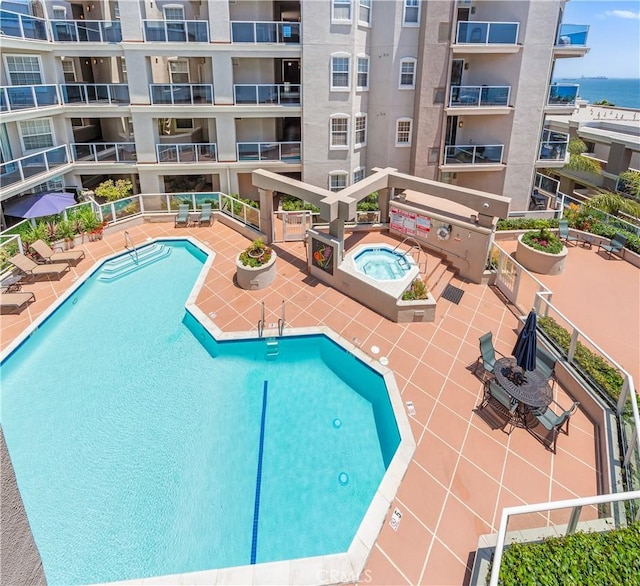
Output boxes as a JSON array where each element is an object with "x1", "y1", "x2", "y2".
[
  {"x1": 392, "y1": 236, "x2": 426, "y2": 274},
  {"x1": 278, "y1": 300, "x2": 285, "y2": 336},
  {"x1": 257, "y1": 301, "x2": 265, "y2": 338},
  {"x1": 124, "y1": 231, "x2": 138, "y2": 264}
]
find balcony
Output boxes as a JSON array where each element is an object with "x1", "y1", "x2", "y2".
[
  {"x1": 442, "y1": 144, "x2": 505, "y2": 171},
  {"x1": 0, "y1": 146, "x2": 70, "y2": 189},
  {"x1": 236, "y1": 142, "x2": 301, "y2": 162},
  {"x1": 71, "y1": 143, "x2": 136, "y2": 163},
  {"x1": 1, "y1": 85, "x2": 60, "y2": 112},
  {"x1": 234, "y1": 84, "x2": 301, "y2": 106},
  {"x1": 453, "y1": 21, "x2": 520, "y2": 53},
  {"x1": 60, "y1": 83, "x2": 130, "y2": 105},
  {"x1": 50, "y1": 20, "x2": 122, "y2": 43},
  {"x1": 0, "y1": 9, "x2": 48, "y2": 41},
  {"x1": 536, "y1": 130, "x2": 569, "y2": 167},
  {"x1": 150, "y1": 84, "x2": 213, "y2": 105},
  {"x1": 231, "y1": 21, "x2": 301, "y2": 44},
  {"x1": 554, "y1": 24, "x2": 589, "y2": 58},
  {"x1": 143, "y1": 20, "x2": 209, "y2": 43},
  {"x1": 546, "y1": 84, "x2": 579, "y2": 111},
  {"x1": 156, "y1": 144, "x2": 218, "y2": 163},
  {"x1": 448, "y1": 85, "x2": 511, "y2": 113}
]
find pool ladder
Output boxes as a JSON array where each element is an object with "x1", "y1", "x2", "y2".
[
  {"x1": 124, "y1": 231, "x2": 139, "y2": 265},
  {"x1": 257, "y1": 300, "x2": 286, "y2": 338},
  {"x1": 392, "y1": 236, "x2": 427, "y2": 275}
]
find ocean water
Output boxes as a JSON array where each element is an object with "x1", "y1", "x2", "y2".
[{"x1": 554, "y1": 78, "x2": 640, "y2": 109}]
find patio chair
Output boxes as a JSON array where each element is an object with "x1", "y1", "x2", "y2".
[
  {"x1": 199, "y1": 203, "x2": 213, "y2": 227},
  {"x1": 175, "y1": 203, "x2": 189, "y2": 227},
  {"x1": 479, "y1": 379, "x2": 520, "y2": 431},
  {"x1": 531, "y1": 400, "x2": 580, "y2": 453},
  {"x1": 558, "y1": 220, "x2": 579, "y2": 246},
  {"x1": 474, "y1": 332, "x2": 504, "y2": 381},
  {"x1": 9, "y1": 253, "x2": 70, "y2": 280},
  {"x1": 0, "y1": 290, "x2": 35, "y2": 314},
  {"x1": 597, "y1": 233, "x2": 627, "y2": 259},
  {"x1": 30, "y1": 239, "x2": 85, "y2": 265},
  {"x1": 536, "y1": 346, "x2": 557, "y2": 382}
]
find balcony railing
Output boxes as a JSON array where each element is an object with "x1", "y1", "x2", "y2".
[
  {"x1": 0, "y1": 145, "x2": 69, "y2": 189},
  {"x1": 143, "y1": 19, "x2": 209, "y2": 43},
  {"x1": 444, "y1": 144, "x2": 504, "y2": 165},
  {"x1": 156, "y1": 143, "x2": 218, "y2": 163},
  {"x1": 556, "y1": 24, "x2": 589, "y2": 47},
  {"x1": 60, "y1": 83, "x2": 130, "y2": 105},
  {"x1": 1, "y1": 85, "x2": 60, "y2": 112},
  {"x1": 237, "y1": 142, "x2": 301, "y2": 162},
  {"x1": 50, "y1": 19, "x2": 122, "y2": 42},
  {"x1": 71, "y1": 143, "x2": 136, "y2": 163},
  {"x1": 150, "y1": 84, "x2": 213, "y2": 105},
  {"x1": 231, "y1": 21, "x2": 301, "y2": 44},
  {"x1": 0, "y1": 9, "x2": 48, "y2": 40},
  {"x1": 538, "y1": 130, "x2": 569, "y2": 161},
  {"x1": 547, "y1": 84, "x2": 579, "y2": 107},
  {"x1": 455, "y1": 21, "x2": 519, "y2": 45},
  {"x1": 233, "y1": 84, "x2": 301, "y2": 105},
  {"x1": 449, "y1": 85, "x2": 510, "y2": 107}
]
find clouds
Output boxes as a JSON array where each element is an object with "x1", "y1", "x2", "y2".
[{"x1": 603, "y1": 9, "x2": 640, "y2": 19}]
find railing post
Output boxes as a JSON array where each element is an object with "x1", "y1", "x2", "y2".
[
  {"x1": 568, "y1": 328, "x2": 579, "y2": 362},
  {"x1": 139, "y1": 194, "x2": 145, "y2": 214},
  {"x1": 18, "y1": 13, "x2": 25, "y2": 38},
  {"x1": 617, "y1": 378, "x2": 630, "y2": 415},
  {"x1": 110, "y1": 203, "x2": 116, "y2": 223},
  {"x1": 623, "y1": 427, "x2": 637, "y2": 467},
  {"x1": 566, "y1": 506, "x2": 582, "y2": 534}
]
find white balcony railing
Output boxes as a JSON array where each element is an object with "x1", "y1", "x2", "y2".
[
  {"x1": 0, "y1": 145, "x2": 70, "y2": 189},
  {"x1": 449, "y1": 85, "x2": 510, "y2": 107},
  {"x1": 156, "y1": 143, "x2": 218, "y2": 163},
  {"x1": 50, "y1": 19, "x2": 122, "y2": 42},
  {"x1": 444, "y1": 144, "x2": 504, "y2": 165},
  {"x1": 547, "y1": 84, "x2": 579, "y2": 107},
  {"x1": 230, "y1": 21, "x2": 301, "y2": 44},
  {"x1": 233, "y1": 84, "x2": 301, "y2": 105},
  {"x1": 150, "y1": 84, "x2": 214, "y2": 105},
  {"x1": 1, "y1": 85, "x2": 60, "y2": 112},
  {"x1": 143, "y1": 19, "x2": 209, "y2": 43},
  {"x1": 71, "y1": 143, "x2": 136, "y2": 163},
  {"x1": 538, "y1": 130, "x2": 569, "y2": 161},
  {"x1": 0, "y1": 9, "x2": 49, "y2": 41},
  {"x1": 236, "y1": 142, "x2": 301, "y2": 162},
  {"x1": 60, "y1": 83, "x2": 130, "y2": 105},
  {"x1": 455, "y1": 21, "x2": 519, "y2": 44}
]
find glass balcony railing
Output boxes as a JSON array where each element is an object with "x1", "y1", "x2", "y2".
[
  {"x1": 156, "y1": 143, "x2": 218, "y2": 163},
  {"x1": 71, "y1": 143, "x2": 136, "y2": 163},
  {"x1": 150, "y1": 84, "x2": 213, "y2": 105},
  {"x1": 1, "y1": 85, "x2": 60, "y2": 111},
  {"x1": 547, "y1": 84, "x2": 579, "y2": 107},
  {"x1": 143, "y1": 19, "x2": 209, "y2": 42},
  {"x1": 556, "y1": 24, "x2": 589, "y2": 47},
  {"x1": 50, "y1": 20, "x2": 122, "y2": 42},
  {"x1": 444, "y1": 144, "x2": 504, "y2": 165},
  {"x1": 60, "y1": 83, "x2": 130, "y2": 105},
  {"x1": 0, "y1": 9, "x2": 48, "y2": 40},
  {"x1": 231, "y1": 21, "x2": 301, "y2": 44},
  {"x1": 0, "y1": 145, "x2": 69, "y2": 188},
  {"x1": 456, "y1": 21, "x2": 519, "y2": 45},
  {"x1": 233, "y1": 84, "x2": 301, "y2": 105},
  {"x1": 538, "y1": 130, "x2": 569, "y2": 161},
  {"x1": 236, "y1": 142, "x2": 301, "y2": 162},
  {"x1": 449, "y1": 85, "x2": 510, "y2": 107}
]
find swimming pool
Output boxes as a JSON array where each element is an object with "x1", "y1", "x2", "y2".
[
  {"x1": 354, "y1": 247, "x2": 413, "y2": 281},
  {"x1": 0, "y1": 239, "x2": 404, "y2": 585}
]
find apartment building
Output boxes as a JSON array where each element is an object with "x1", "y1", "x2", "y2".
[{"x1": 0, "y1": 0, "x2": 588, "y2": 227}]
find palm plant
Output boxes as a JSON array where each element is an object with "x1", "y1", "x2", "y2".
[{"x1": 564, "y1": 138, "x2": 602, "y2": 175}]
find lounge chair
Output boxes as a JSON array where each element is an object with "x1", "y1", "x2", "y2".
[
  {"x1": 530, "y1": 400, "x2": 580, "y2": 453},
  {"x1": 9, "y1": 253, "x2": 70, "y2": 280},
  {"x1": 175, "y1": 203, "x2": 189, "y2": 227},
  {"x1": 1, "y1": 290, "x2": 35, "y2": 314},
  {"x1": 597, "y1": 233, "x2": 627, "y2": 259},
  {"x1": 30, "y1": 239, "x2": 85, "y2": 265},
  {"x1": 199, "y1": 203, "x2": 213, "y2": 226},
  {"x1": 475, "y1": 332, "x2": 504, "y2": 381},
  {"x1": 558, "y1": 220, "x2": 578, "y2": 246}
]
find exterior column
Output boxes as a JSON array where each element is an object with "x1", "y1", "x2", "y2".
[
  {"x1": 123, "y1": 51, "x2": 151, "y2": 105},
  {"x1": 119, "y1": 1, "x2": 143, "y2": 42},
  {"x1": 259, "y1": 188, "x2": 274, "y2": 244},
  {"x1": 215, "y1": 115, "x2": 237, "y2": 162},
  {"x1": 212, "y1": 54, "x2": 234, "y2": 105},
  {"x1": 378, "y1": 187, "x2": 391, "y2": 222},
  {"x1": 209, "y1": 0, "x2": 231, "y2": 43},
  {"x1": 329, "y1": 219, "x2": 345, "y2": 261}
]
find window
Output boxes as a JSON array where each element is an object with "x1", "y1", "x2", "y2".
[
  {"x1": 356, "y1": 56, "x2": 369, "y2": 90},
  {"x1": 70, "y1": 118, "x2": 86, "y2": 127},
  {"x1": 353, "y1": 167, "x2": 365, "y2": 183},
  {"x1": 331, "y1": 55, "x2": 350, "y2": 90},
  {"x1": 169, "y1": 60, "x2": 190, "y2": 83},
  {"x1": 163, "y1": 5, "x2": 185, "y2": 20},
  {"x1": 396, "y1": 118, "x2": 413, "y2": 147},
  {"x1": 354, "y1": 114, "x2": 367, "y2": 146},
  {"x1": 358, "y1": 0, "x2": 371, "y2": 25},
  {"x1": 399, "y1": 58, "x2": 416, "y2": 89},
  {"x1": 113, "y1": 2, "x2": 120, "y2": 20},
  {"x1": 61, "y1": 59, "x2": 76, "y2": 82},
  {"x1": 19, "y1": 118, "x2": 54, "y2": 151},
  {"x1": 332, "y1": 0, "x2": 352, "y2": 22},
  {"x1": 120, "y1": 58, "x2": 128, "y2": 83},
  {"x1": 329, "y1": 172, "x2": 348, "y2": 192},
  {"x1": 403, "y1": 0, "x2": 420, "y2": 25},
  {"x1": 52, "y1": 6, "x2": 66, "y2": 19},
  {"x1": 4, "y1": 55, "x2": 42, "y2": 85},
  {"x1": 175, "y1": 118, "x2": 194, "y2": 129},
  {"x1": 330, "y1": 115, "x2": 349, "y2": 148}
]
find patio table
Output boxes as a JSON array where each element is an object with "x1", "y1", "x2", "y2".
[
  {"x1": 494, "y1": 357, "x2": 553, "y2": 420},
  {"x1": 1, "y1": 275, "x2": 23, "y2": 293}
]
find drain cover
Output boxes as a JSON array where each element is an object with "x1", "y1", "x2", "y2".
[{"x1": 441, "y1": 284, "x2": 465, "y2": 305}]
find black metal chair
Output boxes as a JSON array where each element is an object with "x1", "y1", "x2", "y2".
[
  {"x1": 530, "y1": 400, "x2": 580, "y2": 453},
  {"x1": 479, "y1": 379, "x2": 521, "y2": 432},
  {"x1": 475, "y1": 332, "x2": 505, "y2": 381},
  {"x1": 597, "y1": 233, "x2": 627, "y2": 259}
]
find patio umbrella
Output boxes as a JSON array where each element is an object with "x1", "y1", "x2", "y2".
[
  {"x1": 3, "y1": 192, "x2": 76, "y2": 219},
  {"x1": 512, "y1": 309, "x2": 538, "y2": 372}
]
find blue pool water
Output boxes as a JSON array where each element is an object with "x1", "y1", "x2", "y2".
[
  {"x1": 0, "y1": 240, "x2": 400, "y2": 585},
  {"x1": 354, "y1": 248, "x2": 412, "y2": 280}
]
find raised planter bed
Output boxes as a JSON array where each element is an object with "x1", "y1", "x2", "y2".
[
  {"x1": 516, "y1": 234, "x2": 568, "y2": 275},
  {"x1": 235, "y1": 249, "x2": 277, "y2": 290}
]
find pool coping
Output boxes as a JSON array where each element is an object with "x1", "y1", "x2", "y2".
[{"x1": 1, "y1": 236, "x2": 416, "y2": 586}]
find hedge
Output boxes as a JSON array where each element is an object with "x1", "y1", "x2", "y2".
[{"x1": 492, "y1": 522, "x2": 640, "y2": 586}]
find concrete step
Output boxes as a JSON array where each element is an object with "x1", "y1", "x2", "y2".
[
  {"x1": 99, "y1": 244, "x2": 171, "y2": 282},
  {"x1": 431, "y1": 267, "x2": 458, "y2": 300}
]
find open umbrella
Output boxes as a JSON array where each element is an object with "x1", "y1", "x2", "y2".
[
  {"x1": 3, "y1": 192, "x2": 76, "y2": 219},
  {"x1": 512, "y1": 309, "x2": 538, "y2": 372}
]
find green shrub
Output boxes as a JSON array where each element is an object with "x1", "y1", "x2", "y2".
[
  {"x1": 492, "y1": 522, "x2": 640, "y2": 586},
  {"x1": 356, "y1": 192, "x2": 379, "y2": 212},
  {"x1": 496, "y1": 218, "x2": 559, "y2": 231},
  {"x1": 521, "y1": 228, "x2": 564, "y2": 254},
  {"x1": 239, "y1": 238, "x2": 272, "y2": 268},
  {"x1": 94, "y1": 179, "x2": 133, "y2": 202},
  {"x1": 402, "y1": 278, "x2": 429, "y2": 300},
  {"x1": 280, "y1": 195, "x2": 319, "y2": 213}
]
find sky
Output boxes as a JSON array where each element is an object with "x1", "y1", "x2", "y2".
[{"x1": 553, "y1": 0, "x2": 640, "y2": 78}]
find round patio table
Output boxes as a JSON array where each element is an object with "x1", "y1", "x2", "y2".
[{"x1": 494, "y1": 357, "x2": 553, "y2": 409}]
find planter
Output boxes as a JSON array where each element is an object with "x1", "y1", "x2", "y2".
[
  {"x1": 516, "y1": 234, "x2": 568, "y2": 275},
  {"x1": 236, "y1": 249, "x2": 277, "y2": 290}
]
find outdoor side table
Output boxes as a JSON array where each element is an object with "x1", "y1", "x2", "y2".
[
  {"x1": 579, "y1": 234, "x2": 595, "y2": 249},
  {"x1": 1, "y1": 275, "x2": 23, "y2": 293}
]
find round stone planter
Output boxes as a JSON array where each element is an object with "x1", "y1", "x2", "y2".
[
  {"x1": 516, "y1": 234, "x2": 568, "y2": 275},
  {"x1": 235, "y1": 249, "x2": 277, "y2": 290}
]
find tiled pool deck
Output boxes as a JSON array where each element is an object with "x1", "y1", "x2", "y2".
[{"x1": 2, "y1": 221, "x2": 635, "y2": 585}]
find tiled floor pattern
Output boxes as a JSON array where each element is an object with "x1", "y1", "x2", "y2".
[{"x1": 1, "y1": 222, "x2": 608, "y2": 585}]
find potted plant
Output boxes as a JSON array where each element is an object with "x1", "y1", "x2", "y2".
[
  {"x1": 516, "y1": 227, "x2": 568, "y2": 275},
  {"x1": 402, "y1": 278, "x2": 429, "y2": 301},
  {"x1": 236, "y1": 238, "x2": 277, "y2": 290}
]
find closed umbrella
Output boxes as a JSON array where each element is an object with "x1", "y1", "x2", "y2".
[
  {"x1": 512, "y1": 309, "x2": 538, "y2": 372},
  {"x1": 3, "y1": 192, "x2": 76, "y2": 219}
]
